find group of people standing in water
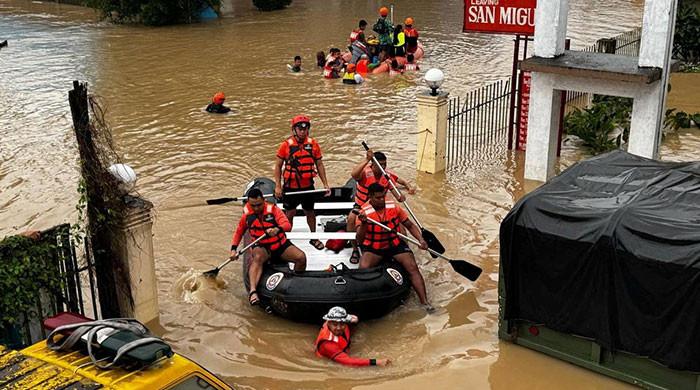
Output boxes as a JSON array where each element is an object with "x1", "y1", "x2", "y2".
[{"x1": 315, "y1": 6, "x2": 421, "y2": 83}]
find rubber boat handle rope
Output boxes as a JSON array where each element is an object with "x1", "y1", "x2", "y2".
[
  {"x1": 361, "y1": 141, "x2": 424, "y2": 230},
  {"x1": 352, "y1": 210, "x2": 482, "y2": 281},
  {"x1": 203, "y1": 234, "x2": 267, "y2": 277},
  {"x1": 206, "y1": 189, "x2": 328, "y2": 205}
]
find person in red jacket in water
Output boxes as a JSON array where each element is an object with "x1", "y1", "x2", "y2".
[{"x1": 314, "y1": 306, "x2": 391, "y2": 367}]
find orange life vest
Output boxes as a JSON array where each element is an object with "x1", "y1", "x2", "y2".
[
  {"x1": 360, "y1": 200, "x2": 403, "y2": 250},
  {"x1": 243, "y1": 202, "x2": 287, "y2": 251},
  {"x1": 282, "y1": 136, "x2": 317, "y2": 188},
  {"x1": 404, "y1": 27, "x2": 419, "y2": 52},
  {"x1": 354, "y1": 166, "x2": 397, "y2": 205},
  {"x1": 314, "y1": 322, "x2": 351, "y2": 358}
]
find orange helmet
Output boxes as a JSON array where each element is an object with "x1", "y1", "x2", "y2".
[
  {"x1": 379, "y1": 6, "x2": 389, "y2": 16},
  {"x1": 346, "y1": 63, "x2": 356, "y2": 72},
  {"x1": 291, "y1": 114, "x2": 311, "y2": 129},
  {"x1": 212, "y1": 92, "x2": 225, "y2": 105},
  {"x1": 405, "y1": 17, "x2": 414, "y2": 26}
]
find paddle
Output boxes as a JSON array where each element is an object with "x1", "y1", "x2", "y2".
[
  {"x1": 202, "y1": 234, "x2": 267, "y2": 277},
  {"x1": 361, "y1": 141, "x2": 446, "y2": 257},
  {"x1": 353, "y1": 210, "x2": 482, "y2": 281},
  {"x1": 206, "y1": 188, "x2": 327, "y2": 205}
]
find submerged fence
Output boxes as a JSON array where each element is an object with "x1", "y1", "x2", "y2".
[{"x1": 447, "y1": 78, "x2": 511, "y2": 162}]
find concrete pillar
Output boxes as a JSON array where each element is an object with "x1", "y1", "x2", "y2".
[
  {"x1": 639, "y1": 0, "x2": 677, "y2": 68},
  {"x1": 533, "y1": 0, "x2": 569, "y2": 58},
  {"x1": 628, "y1": 83, "x2": 664, "y2": 159},
  {"x1": 524, "y1": 73, "x2": 562, "y2": 182},
  {"x1": 115, "y1": 196, "x2": 160, "y2": 325},
  {"x1": 416, "y1": 91, "x2": 449, "y2": 174}
]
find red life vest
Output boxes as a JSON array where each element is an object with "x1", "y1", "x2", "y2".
[
  {"x1": 356, "y1": 59, "x2": 369, "y2": 75},
  {"x1": 360, "y1": 200, "x2": 403, "y2": 250},
  {"x1": 243, "y1": 202, "x2": 287, "y2": 251},
  {"x1": 282, "y1": 136, "x2": 317, "y2": 188},
  {"x1": 323, "y1": 57, "x2": 340, "y2": 79},
  {"x1": 349, "y1": 28, "x2": 362, "y2": 43},
  {"x1": 323, "y1": 65, "x2": 334, "y2": 78},
  {"x1": 314, "y1": 322, "x2": 351, "y2": 358},
  {"x1": 354, "y1": 166, "x2": 397, "y2": 205}
]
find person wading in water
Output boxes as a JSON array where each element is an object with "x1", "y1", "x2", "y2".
[
  {"x1": 205, "y1": 92, "x2": 231, "y2": 114},
  {"x1": 274, "y1": 115, "x2": 330, "y2": 251},
  {"x1": 314, "y1": 306, "x2": 391, "y2": 367}
]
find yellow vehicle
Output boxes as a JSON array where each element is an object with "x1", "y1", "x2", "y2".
[{"x1": 0, "y1": 314, "x2": 233, "y2": 389}]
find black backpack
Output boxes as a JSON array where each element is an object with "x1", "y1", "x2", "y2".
[{"x1": 373, "y1": 18, "x2": 388, "y2": 34}]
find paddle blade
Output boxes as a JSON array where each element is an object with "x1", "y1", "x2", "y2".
[
  {"x1": 202, "y1": 267, "x2": 220, "y2": 278},
  {"x1": 448, "y1": 259, "x2": 482, "y2": 281},
  {"x1": 206, "y1": 197, "x2": 236, "y2": 205},
  {"x1": 422, "y1": 228, "x2": 445, "y2": 258}
]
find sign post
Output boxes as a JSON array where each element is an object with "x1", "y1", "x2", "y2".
[
  {"x1": 463, "y1": 0, "x2": 537, "y2": 36},
  {"x1": 463, "y1": 0, "x2": 537, "y2": 150}
]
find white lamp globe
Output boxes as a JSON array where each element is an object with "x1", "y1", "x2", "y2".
[
  {"x1": 424, "y1": 68, "x2": 445, "y2": 96},
  {"x1": 108, "y1": 163, "x2": 137, "y2": 193}
]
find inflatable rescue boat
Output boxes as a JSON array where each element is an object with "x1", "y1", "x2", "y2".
[{"x1": 241, "y1": 178, "x2": 411, "y2": 323}]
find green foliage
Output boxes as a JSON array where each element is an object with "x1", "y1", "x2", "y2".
[
  {"x1": 674, "y1": 0, "x2": 700, "y2": 66},
  {"x1": 564, "y1": 96, "x2": 632, "y2": 155},
  {"x1": 85, "y1": 0, "x2": 221, "y2": 26},
  {"x1": 692, "y1": 113, "x2": 700, "y2": 128},
  {"x1": 0, "y1": 231, "x2": 64, "y2": 326},
  {"x1": 665, "y1": 109, "x2": 700, "y2": 129},
  {"x1": 252, "y1": 0, "x2": 292, "y2": 11}
]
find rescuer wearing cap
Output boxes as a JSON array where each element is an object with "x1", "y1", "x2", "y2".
[
  {"x1": 274, "y1": 115, "x2": 330, "y2": 251},
  {"x1": 314, "y1": 306, "x2": 391, "y2": 367}
]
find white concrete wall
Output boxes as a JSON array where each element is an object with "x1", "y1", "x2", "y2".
[
  {"x1": 524, "y1": 73, "x2": 563, "y2": 182},
  {"x1": 533, "y1": 0, "x2": 569, "y2": 58},
  {"x1": 639, "y1": 0, "x2": 676, "y2": 68}
]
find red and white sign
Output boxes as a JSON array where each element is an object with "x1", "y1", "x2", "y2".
[{"x1": 463, "y1": 0, "x2": 537, "y2": 36}]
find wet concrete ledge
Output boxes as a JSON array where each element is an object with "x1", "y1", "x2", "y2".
[{"x1": 520, "y1": 50, "x2": 679, "y2": 84}]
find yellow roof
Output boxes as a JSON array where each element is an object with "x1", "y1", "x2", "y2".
[{"x1": 0, "y1": 342, "x2": 232, "y2": 389}]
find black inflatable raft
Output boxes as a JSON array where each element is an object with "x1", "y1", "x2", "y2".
[{"x1": 241, "y1": 178, "x2": 411, "y2": 323}]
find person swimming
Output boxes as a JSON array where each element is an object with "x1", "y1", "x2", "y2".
[{"x1": 205, "y1": 92, "x2": 231, "y2": 114}]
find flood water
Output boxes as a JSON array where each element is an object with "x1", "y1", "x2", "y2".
[{"x1": 1, "y1": 0, "x2": 699, "y2": 388}]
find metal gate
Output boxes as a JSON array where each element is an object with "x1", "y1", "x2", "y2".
[
  {"x1": 447, "y1": 78, "x2": 512, "y2": 163},
  {"x1": 1, "y1": 224, "x2": 99, "y2": 348}
]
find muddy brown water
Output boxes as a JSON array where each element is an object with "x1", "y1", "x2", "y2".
[{"x1": 1, "y1": 0, "x2": 698, "y2": 388}]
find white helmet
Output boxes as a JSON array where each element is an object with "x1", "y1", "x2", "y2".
[{"x1": 322, "y1": 306, "x2": 353, "y2": 323}]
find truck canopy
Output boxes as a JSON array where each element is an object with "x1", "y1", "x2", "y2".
[{"x1": 500, "y1": 150, "x2": 700, "y2": 371}]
